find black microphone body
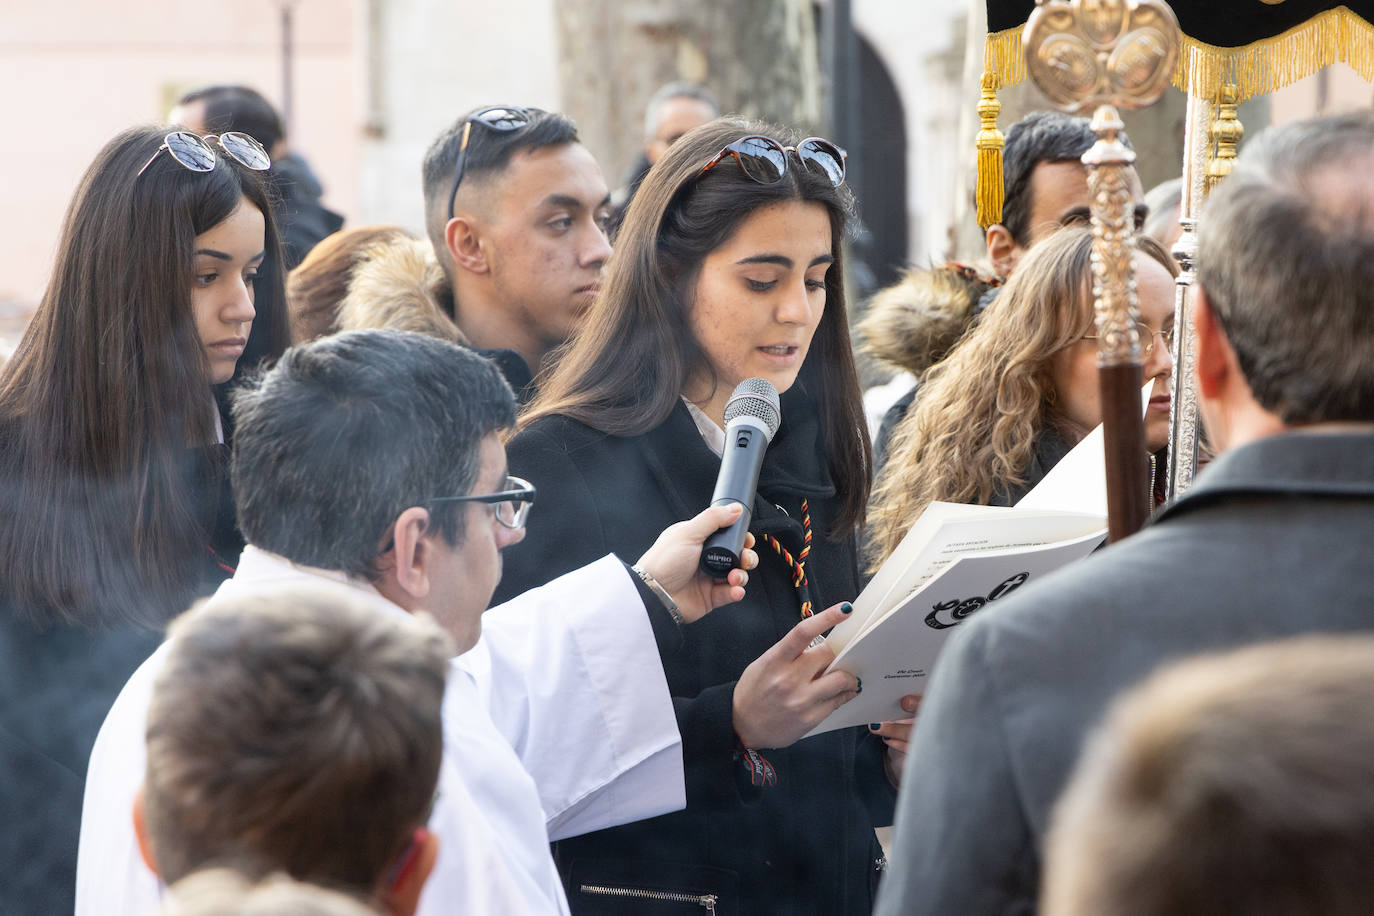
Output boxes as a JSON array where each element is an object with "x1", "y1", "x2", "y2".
[{"x1": 700, "y1": 379, "x2": 781, "y2": 577}]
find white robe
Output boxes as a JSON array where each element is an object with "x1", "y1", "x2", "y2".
[{"x1": 75, "y1": 546, "x2": 684, "y2": 915}]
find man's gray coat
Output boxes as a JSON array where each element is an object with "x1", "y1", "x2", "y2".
[{"x1": 875, "y1": 430, "x2": 1374, "y2": 915}]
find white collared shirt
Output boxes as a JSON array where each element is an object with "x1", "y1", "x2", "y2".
[
  {"x1": 76, "y1": 546, "x2": 684, "y2": 915},
  {"x1": 682, "y1": 397, "x2": 726, "y2": 457}
]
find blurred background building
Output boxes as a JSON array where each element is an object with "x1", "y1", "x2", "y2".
[{"x1": 3, "y1": 0, "x2": 1372, "y2": 358}]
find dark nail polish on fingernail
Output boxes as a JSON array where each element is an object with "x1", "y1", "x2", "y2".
[
  {"x1": 856, "y1": 678, "x2": 863, "y2": 693},
  {"x1": 869, "y1": 723, "x2": 881, "y2": 731},
  {"x1": 841, "y1": 602, "x2": 853, "y2": 614}
]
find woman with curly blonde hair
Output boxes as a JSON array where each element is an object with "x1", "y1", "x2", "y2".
[{"x1": 867, "y1": 226, "x2": 1176, "y2": 569}]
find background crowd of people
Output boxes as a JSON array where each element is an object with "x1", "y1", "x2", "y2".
[{"x1": 2, "y1": 54, "x2": 1374, "y2": 916}]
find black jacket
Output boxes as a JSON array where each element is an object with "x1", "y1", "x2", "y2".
[
  {"x1": 271, "y1": 153, "x2": 344, "y2": 269},
  {"x1": 0, "y1": 439, "x2": 238, "y2": 914},
  {"x1": 496, "y1": 390, "x2": 895, "y2": 915},
  {"x1": 875, "y1": 429, "x2": 1374, "y2": 916}
]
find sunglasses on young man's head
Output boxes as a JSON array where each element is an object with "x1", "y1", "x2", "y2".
[
  {"x1": 445, "y1": 106, "x2": 533, "y2": 221},
  {"x1": 699, "y1": 135, "x2": 847, "y2": 187},
  {"x1": 137, "y1": 130, "x2": 271, "y2": 178}
]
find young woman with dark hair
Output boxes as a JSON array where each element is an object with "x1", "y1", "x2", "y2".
[
  {"x1": 0, "y1": 124, "x2": 288, "y2": 914},
  {"x1": 497, "y1": 119, "x2": 903, "y2": 914},
  {"x1": 0, "y1": 124, "x2": 288, "y2": 625}
]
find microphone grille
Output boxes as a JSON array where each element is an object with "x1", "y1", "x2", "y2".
[{"x1": 723, "y1": 378, "x2": 781, "y2": 439}]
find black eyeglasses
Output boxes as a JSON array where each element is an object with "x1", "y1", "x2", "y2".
[
  {"x1": 1081, "y1": 323, "x2": 1175, "y2": 359},
  {"x1": 445, "y1": 106, "x2": 533, "y2": 220},
  {"x1": 137, "y1": 131, "x2": 271, "y2": 178},
  {"x1": 427, "y1": 475, "x2": 536, "y2": 530},
  {"x1": 699, "y1": 135, "x2": 847, "y2": 187}
]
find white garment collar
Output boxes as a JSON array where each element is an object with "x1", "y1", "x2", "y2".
[
  {"x1": 682, "y1": 397, "x2": 725, "y2": 457},
  {"x1": 225, "y1": 545, "x2": 409, "y2": 622}
]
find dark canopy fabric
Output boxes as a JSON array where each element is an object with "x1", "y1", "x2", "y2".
[{"x1": 988, "y1": 1, "x2": 1374, "y2": 46}]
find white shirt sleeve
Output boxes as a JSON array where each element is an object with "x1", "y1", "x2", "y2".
[
  {"x1": 74, "y1": 649, "x2": 165, "y2": 916},
  {"x1": 460, "y1": 554, "x2": 685, "y2": 840}
]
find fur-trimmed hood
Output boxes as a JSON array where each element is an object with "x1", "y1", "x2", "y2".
[
  {"x1": 857, "y1": 264, "x2": 998, "y2": 378},
  {"x1": 336, "y1": 238, "x2": 467, "y2": 345}
]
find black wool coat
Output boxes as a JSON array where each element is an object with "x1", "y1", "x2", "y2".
[
  {"x1": 496, "y1": 389, "x2": 896, "y2": 916},
  {"x1": 0, "y1": 439, "x2": 239, "y2": 915}
]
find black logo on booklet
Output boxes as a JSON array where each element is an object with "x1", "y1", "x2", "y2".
[{"x1": 924, "y1": 572, "x2": 1030, "y2": 629}]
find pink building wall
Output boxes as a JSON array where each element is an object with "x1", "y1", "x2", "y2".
[
  {"x1": 0, "y1": 2, "x2": 1367, "y2": 360},
  {"x1": 0, "y1": 1, "x2": 358, "y2": 310}
]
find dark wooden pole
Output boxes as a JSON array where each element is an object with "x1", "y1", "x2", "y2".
[
  {"x1": 1099, "y1": 364, "x2": 1149, "y2": 540},
  {"x1": 1020, "y1": 0, "x2": 1181, "y2": 543},
  {"x1": 1084, "y1": 104, "x2": 1149, "y2": 542}
]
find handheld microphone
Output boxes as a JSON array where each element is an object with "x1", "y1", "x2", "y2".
[{"x1": 700, "y1": 378, "x2": 782, "y2": 576}]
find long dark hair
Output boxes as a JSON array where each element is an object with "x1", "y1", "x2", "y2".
[
  {"x1": 523, "y1": 118, "x2": 871, "y2": 534},
  {"x1": 0, "y1": 124, "x2": 289, "y2": 627}
]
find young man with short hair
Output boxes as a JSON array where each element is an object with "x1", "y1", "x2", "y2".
[
  {"x1": 985, "y1": 109, "x2": 1147, "y2": 277},
  {"x1": 421, "y1": 107, "x2": 613, "y2": 389},
  {"x1": 134, "y1": 588, "x2": 448, "y2": 916}
]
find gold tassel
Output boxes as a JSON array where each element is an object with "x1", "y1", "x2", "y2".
[{"x1": 975, "y1": 71, "x2": 1005, "y2": 231}]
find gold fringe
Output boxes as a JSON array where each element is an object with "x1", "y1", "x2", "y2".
[
  {"x1": 983, "y1": 6, "x2": 1374, "y2": 104},
  {"x1": 1175, "y1": 7, "x2": 1374, "y2": 100},
  {"x1": 984, "y1": 27, "x2": 1028, "y2": 91},
  {"x1": 975, "y1": 72, "x2": 1006, "y2": 230}
]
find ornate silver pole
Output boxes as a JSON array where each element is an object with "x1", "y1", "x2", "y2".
[
  {"x1": 1165, "y1": 90, "x2": 1211, "y2": 499},
  {"x1": 1167, "y1": 84, "x2": 1242, "y2": 499},
  {"x1": 1024, "y1": 0, "x2": 1179, "y2": 541}
]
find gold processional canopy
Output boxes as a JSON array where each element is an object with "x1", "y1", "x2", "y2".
[
  {"x1": 968, "y1": 0, "x2": 1374, "y2": 537},
  {"x1": 976, "y1": 1, "x2": 1374, "y2": 229}
]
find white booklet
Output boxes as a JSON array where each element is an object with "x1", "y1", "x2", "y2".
[{"x1": 803, "y1": 399, "x2": 1138, "y2": 737}]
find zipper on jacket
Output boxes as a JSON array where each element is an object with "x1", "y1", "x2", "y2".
[
  {"x1": 580, "y1": 883, "x2": 718, "y2": 914},
  {"x1": 1148, "y1": 452, "x2": 1157, "y2": 508}
]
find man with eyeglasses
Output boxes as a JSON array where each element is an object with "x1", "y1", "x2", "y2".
[
  {"x1": 78, "y1": 330, "x2": 854, "y2": 914},
  {"x1": 418, "y1": 106, "x2": 613, "y2": 398}
]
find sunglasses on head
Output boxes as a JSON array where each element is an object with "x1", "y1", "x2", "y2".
[
  {"x1": 137, "y1": 130, "x2": 271, "y2": 178},
  {"x1": 445, "y1": 106, "x2": 533, "y2": 220},
  {"x1": 700, "y1": 135, "x2": 847, "y2": 187}
]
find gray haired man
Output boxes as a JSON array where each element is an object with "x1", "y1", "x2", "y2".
[
  {"x1": 80, "y1": 330, "x2": 854, "y2": 915},
  {"x1": 875, "y1": 110, "x2": 1374, "y2": 916}
]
